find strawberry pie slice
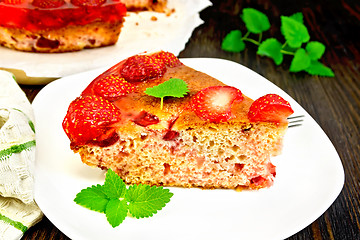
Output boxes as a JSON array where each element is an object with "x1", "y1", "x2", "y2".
[{"x1": 63, "y1": 51, "x2": 294, "y2": 189}]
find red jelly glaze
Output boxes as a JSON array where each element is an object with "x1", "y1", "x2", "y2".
[
  {"x1": 133, "y1": 111, "x2": 160, "y2": 127},
  {"x1": 0, "y1": 0, "x2": 127, "y2": 31},
  {"x1": 90, "y1": 129, "x2": 120, "y2": 147},
  {"x1": 70, "y1": 130, "x2": 119, "y2": 149}
]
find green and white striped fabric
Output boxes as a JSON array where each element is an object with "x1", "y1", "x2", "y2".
[{"x1": 0, "y1": 70, "x2": 42, "y2": 240}]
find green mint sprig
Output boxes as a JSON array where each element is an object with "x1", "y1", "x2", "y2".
[
  {"x1": 222, "y1": 8, "x2": 334, "y2": 77},
  {"x1": 74, "y1": 169, "x2": 173, "y2": 227},
  {"x1": 145, "y1": 78, "x2": 189, "y2": 109}
]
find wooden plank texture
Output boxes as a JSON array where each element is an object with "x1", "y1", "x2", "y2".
[{"x1": 19, "y1": 0, "x2": 360, "y2": 239}]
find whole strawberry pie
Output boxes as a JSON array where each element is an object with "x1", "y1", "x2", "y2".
[
  {"x1": 63, "y1": 51, "x2": 294, "y2": 190},
  {"x1": 0, "y1": 0, "x2": 127, "y2": 52},
  {"x1": 0, "y1": 0, "x2": 167, "y2": 52}
]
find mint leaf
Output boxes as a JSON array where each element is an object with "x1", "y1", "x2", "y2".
[
  {"x1": 281, "y1": 16, "x2": 310, "y2": 48},
  {"x1": 305, "y1": 60, "x2": 335, "y2": 77},
  {"x1": 105, "y1": 199, "x2": 128, "y2": 227},
  {"x1": 103, "y1": 169, "x2": 126, "y2": 199},
  {"x1": 242, "y1": 8, "x2": 270, "y2": 34},
  {"x1": 126, "y1": 184, "x2": 173, "y2": 219},
  {"x1": 289, "y1": 12, "x2": 304, "y2": 24},
  {"x1": 290, "y1": 48, "x2": 311, "y2": 72},
  {"x1": 145, "y1": 78, "x2": 188, "y2": 98},
  {"x1": 257, "y1": 38, "x2": 283, "y2": 65},
  {"x1": 221, "y1": 8, "x2": 333, "y2": 77},
  {"x1": 306, "y1": 41, "x2": 326, "y2": 60},
  {"x1": 145, "y1": 78, "x2": 189, "y2": 109},
  {"x1": 74, "y1": 184, "x2": 109, "y2": 213},
  {"x1": 222, "y1": 30, "x2": 245, "y2": 52},
  {"x1": 74, "y1": 169, "x2": 174, "y2": 227}
]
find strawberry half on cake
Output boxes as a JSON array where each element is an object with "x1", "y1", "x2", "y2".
[
  {"x1": 0, "y1": 0, "x2": 127, "y2": 52},
  {"x1": 62, "y1": 51, "x2": 294, "y2": 189}
]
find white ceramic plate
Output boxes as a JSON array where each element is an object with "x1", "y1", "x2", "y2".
[{"x1": 32, "y1": 58, "x2": 344, "y2": 240}]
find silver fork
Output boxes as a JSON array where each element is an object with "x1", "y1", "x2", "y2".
[{"x1": 288, "y1": 115, "x2": 305, "y2": 128}]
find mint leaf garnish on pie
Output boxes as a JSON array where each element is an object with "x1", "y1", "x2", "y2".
[
  {"x1": 145, "y1": 78, "x2": 189, "y2": 109},
  {"x1": 74, "y1": 169, "x2": 173, "y2": 227}
]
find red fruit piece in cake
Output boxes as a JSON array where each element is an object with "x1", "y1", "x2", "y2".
[
  {"x1": 93, "y1": 75, "x2": 137, "y2": 101},
  {"x1": 32, "y1": 0, "x2": 65, "y2": 8},
  {"x1": 62, "y1": 95, "x2": 122, "y2": 146},
  {"x1": 248, "y1": 94, "x2": 294, "y2": 122},
  {"x1": 152, "y1": 51, "x2": 182, "y2": 68},
  {"x1": 163, "y1": 130, "x2": 180, "y2": 141},
  {"x1": 190, "y1": 86, "x2": 244, "y2": 123},
  {"x1": 70, "y1": 0, "x2": 106, "y2": 7},
  {"x1": 120, "y1": 55, "x2": 166, "y2": 82}
]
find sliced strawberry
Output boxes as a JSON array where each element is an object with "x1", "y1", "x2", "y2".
[
  {"x1": 70, "y1": 0, "x2": 105, "y2": 7},
  {"x1": 152, "y1": 51, "x2": 182, "y2": 68},
  {"x1": 32, "y1": 0, "x2": 65, "y2": 8},
  {"x1": 120, "y1": 55, "x2": 166, "y2": 82},
  {"x1": 248, "y1": 94, "x2": 294, "y2": 122},
  {"x1": 190, "y1": 86, "x2": 243, "y2": 123},
  {"x1": 93, "y1": 74, "x2": 136, "y2": 101},
  {"x1": 62, "y1": 95, "x2": 122, "y2": 146}
]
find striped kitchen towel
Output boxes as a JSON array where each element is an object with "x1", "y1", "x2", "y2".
[{"x1": 0, "y1": 70, "x2": 42, "y2": 240}]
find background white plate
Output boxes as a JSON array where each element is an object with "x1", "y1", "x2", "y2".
[
  {"x1": 32, "y1": 58, "x2": 344, "y2": 240},
  {"x1": 0, "y1": 0, "x2": 211, "y2": 84}
]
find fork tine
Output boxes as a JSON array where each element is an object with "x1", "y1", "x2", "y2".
[
  {"x1": 287, "y1": 115, "x2": 305, "y2": 120},
  {"x1": 288, "y1": 115, "x2": 305, "y2": 128},
  {"x1": 288, "y1": 123, "x2": 302, "y2": 128}
]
